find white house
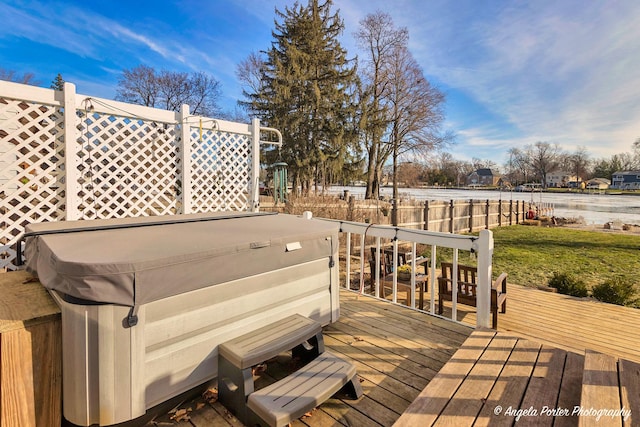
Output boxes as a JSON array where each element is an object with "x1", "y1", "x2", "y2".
[{"x1": 545, "y1": 171, "x2": 577, "y2": 188}]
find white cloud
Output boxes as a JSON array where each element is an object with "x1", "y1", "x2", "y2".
[
  {"x1": 4, "y1": 0, "x2": 638, "y2": 160},
  {"x1": 380, "y1": 0, "x2": 640, "y2": 160}
]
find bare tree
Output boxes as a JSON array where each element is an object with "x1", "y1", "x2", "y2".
[
  {"x1": 631, "y1": 137, "x2": 640, "y2": 166},
  {"x1": 117, "y1": 65, "x2": 157, "y2": 107},
  {"x1": 524, "y1": 141, "x2": 562, "y2": 188},
  {"x1": 615, "y1": 152, "x2": 640, "y2": 170},
  {"x1": 503, "y1": 147, "x2": 531, "y2": 185},
  {"x1": 0, "y1": 68, "x2": 38, "y2": 85},
  {"x1": 236, "y1": 51, "x2": 267, "y2": 107},
  {"x1": 396, "y1": 162, "x2": 423, "y2": 187},
  {"x1": 386, "y1": 44, "x2": 446, "y2": 213},
  {"x1": 355, "y1": 11, "x2": 408, "y2": 199},
  {"x1": 116, "y1": 65, "x2": 221, "y2": 116},
  {"x1": 472, "y1": 157, "x2": 498, "y2": 171},
  {"x1": 569, "y1": 146, "x2": 590, "y2": 184}
]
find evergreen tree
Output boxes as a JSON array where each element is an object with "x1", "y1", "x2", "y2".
[
  {"x1": 244, "y1": 0, "x2": 358, "y2": 196},
  {"x1": 50, "y1": 73, "x2": 65, "y2": 91}
]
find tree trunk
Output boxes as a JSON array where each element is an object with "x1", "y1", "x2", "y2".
[{"x1": 365, "y1": 143, "x2": 377, "y2": 199}]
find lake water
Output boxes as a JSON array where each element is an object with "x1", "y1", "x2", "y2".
[{"x1": 328, "y1": 186, "x2": 640, "y2": 226}]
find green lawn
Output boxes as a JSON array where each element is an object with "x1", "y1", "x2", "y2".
[{"x1": 489, "y1": 226, "x2": 640, "y2": 289}]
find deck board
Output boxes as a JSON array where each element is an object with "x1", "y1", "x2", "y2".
[
  {"x1": 619, "y1": 359, "x2": 640, "y2": 427},
  {"x1": 517, "y1": 346, "x2": 566, "y2": 427},
  {"x1": 580, "y1": 351, "x2": 622, "y2": 427},
  {"x1": 554, "y1": 352, "x2": 584, "y2": 427},
  {"x1": 474, "y1": 339, "x2": 541, "y2": 427},
  {"x1": 434, "y1": 334, "x2": 518, "y2": 426}
]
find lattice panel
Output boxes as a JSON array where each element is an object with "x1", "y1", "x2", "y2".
[
  {"x1": 1, "y1": 83, "x2": 260, "y2": 271},
  {"x1": 189, "y1": 128, "x2": 252, "y2": 212},
  {"x1": 74, "y1": 112, "x2": 180, "y2": 219},
  {"x1": 0, "y1": 97, "x2": 66, "y2": 270}
]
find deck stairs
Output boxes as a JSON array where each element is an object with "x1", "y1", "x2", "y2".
[{"x1": 217, "y1": 314, "x2": 362, "y2": 427}]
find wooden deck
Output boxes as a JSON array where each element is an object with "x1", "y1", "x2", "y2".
[
  {"x1": 3, "y1": 269, "x2": 638, "y2": 426},
  {"x1": 394, "y1": 329, "x2": 640, "y2": 427},
  {"x1": 437, "y1": 283, "x2": 640, "y2": 364},
  {"x1": 147, "y1": 285, "x2": 640, "y2": 426}
]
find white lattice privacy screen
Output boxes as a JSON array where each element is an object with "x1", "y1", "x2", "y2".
[{"x1": 0, "y1": 80, "x2": 273, "y2": 270}]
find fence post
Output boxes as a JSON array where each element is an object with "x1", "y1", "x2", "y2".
[
  {"x1": 63, "y1": 82, "x2": 81, "y2": 220},
  {"x1": 250, "y1": 118, "x2": 261, "y2": 212},
  {"x1": 468, "y1": 199, "x2": 474, "y2": 232},
  {"x1": 391, "y1": 198, "x2": 398, "y2": 226},
  {"x1": 485, "y1": 199, "x2": 490, "y2": 229},
  {"x1": 179, "y1": 104, "x2": 192, "y2": 214},
  {"x1": 509, "y1": 200, "x2": 513, "y2": 225},
  {"x1": 476, "y1": 229, "x2": 494, "y2": 328},
  {"x1": 498, "y1": 200, "x2": 503, "y2": 227},
  {"x1": 449, "y1": 200, "x2": 455, "y2": 233},
  {"x1": 423, "y1": 200, "x2": 429, "y2": 231},
  {"x1": 347, "y1": 195, "x2": 355, "y2": 221}
]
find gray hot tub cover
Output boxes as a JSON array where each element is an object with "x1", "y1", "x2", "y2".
[{"x1": 24, "y1": 212, "x2": 338, "y2": 308}]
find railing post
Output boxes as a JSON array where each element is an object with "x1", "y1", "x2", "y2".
[
  {"x1": 476, "y1": 229, "x2": 494, "y2": 328},
  {"x1": 63, "y1": 82, "x2": 81, "y2": 220},
  {"x1": 179, "y1": 104, "x2": 192, "y2": 214},
  {"x1": 250, "y1": 118, "x2": 261, "y2": 212},
  {"x1": 345, "y1": 232, "x2": 351, "y2": 289}
]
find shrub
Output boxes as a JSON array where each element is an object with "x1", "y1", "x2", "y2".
[
  {"x1": 396, "y1": 264, "x2": 412, "y2": 274},
  {"x1": 548, "y1": 272, "x2": 589, "y2": 297},
  {"x1": 591, "y1": 278, "x2": 639, "y2": 307}
]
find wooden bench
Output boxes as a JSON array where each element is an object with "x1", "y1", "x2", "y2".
[
  {"x1": 218, "y1": 314, "x2": 362, "y2": 427},
  {"x1": 437, "y1": 262, "x2": 507, "y2": 329}
]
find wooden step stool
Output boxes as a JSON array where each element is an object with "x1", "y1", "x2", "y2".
[{"x1": 218, "y1": 314, "x2": 362, "y2": 427}]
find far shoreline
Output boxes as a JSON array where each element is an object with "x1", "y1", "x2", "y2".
[{"x1": 326, "y1": 186, "x2": 640, "y2": 227}]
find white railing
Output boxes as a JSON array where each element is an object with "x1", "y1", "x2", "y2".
[
  {"x1": 321, "y1": 218, "x2": 494, "y2": 328},
  {"x1": 1, "y1": 80, "x2": 281, "y2": 270}
]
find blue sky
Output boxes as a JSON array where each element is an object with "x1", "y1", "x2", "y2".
[{"x1": 1, "y1": 0, "x2": 639, "y2": 166}]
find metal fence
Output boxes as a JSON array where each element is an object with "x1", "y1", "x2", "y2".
[{"x1": 1, "y1": 80, "x2": 279, "y2": 270}]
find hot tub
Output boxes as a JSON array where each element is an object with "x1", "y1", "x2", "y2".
[{"x1": 24, "y1": 212, "x2": 340, "y2": 426}]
